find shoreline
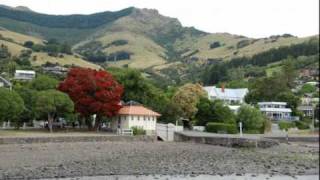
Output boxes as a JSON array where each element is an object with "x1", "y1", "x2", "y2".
[{"x1": 0, "y1": 141, "x2": 318, "y2": 179}]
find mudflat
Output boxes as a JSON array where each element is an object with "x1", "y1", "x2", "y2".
[{"x1": 0, "y1": 141, "x2": 318, "y2": 179}]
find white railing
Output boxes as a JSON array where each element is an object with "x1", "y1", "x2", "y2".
[{"x1": 117, "y1": 128, "x2": 133, "y2": 136}]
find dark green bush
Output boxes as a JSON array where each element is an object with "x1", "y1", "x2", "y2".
[
  {"x1": 294, "y1": 121, "x2": 310, "y2": 130},
  {"x1": 131, "y1": 126, "x2": 146, "y2": 135},
  {"x1": 278, "y1": 121, "x2": 296, "y2": 131},
  {"x1": 206, "y1": 122, "x2": 237, "y2": 134}
]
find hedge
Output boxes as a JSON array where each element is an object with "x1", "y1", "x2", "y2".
[
  {"x1": 294, "y1": 121, "x2": 310, "y2": 130},
  {"x1": 278, "y1": 121, "x2": 296, "y2": 131},
  {"x1": 206, "y1": 122, "x2": 237, "y2": 134},
  {"x1": 131, "y1": 126, "x2": 146, "y2": 135}
]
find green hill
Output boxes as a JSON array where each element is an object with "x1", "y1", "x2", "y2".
[{"x1": 0, "y1": 5, "x2": 318, "y2": 82}]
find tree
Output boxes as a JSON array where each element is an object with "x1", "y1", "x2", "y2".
[
  {"x1": 58, "y1": 68, "x2": 123, "y2": 130},
  {"x1": 280, "y1": 58, "x2": 297, "y2": 88},
  {"x1": 236, "y1": 105, "x2": 266, "y2": 133},
  {"x1": 299, "y1": 84, "x2": 317, "y2": 94},
  {"x1": 34, "y1": 90, "x2": 74, "y2": 132},
  {"x1": 0, "y1": 88, "x2": 24, "y2": 128},
  {"x1": 245, "y1": 76, "x2": 290, "y2": 104},
  {"x1": 108, "y1": 68, "x2": 177, "y2": 123},
  {"x1": 15, "y1": 86, "x2": 37, "y2": 124},
  {"x1": 30, "y1": 75, "x2": 59, "y2": 91},
  {"x1": 23, "y1": 41, "x2": 34, "y2": 48},
  {"x1": 172, "y1": 83, "x2": 207, "y2": 121},
  {"x1": 275, "y1": 92, "x2": 300, "y2": 115}
]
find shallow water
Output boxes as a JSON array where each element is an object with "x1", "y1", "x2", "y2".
[{"x1": 42, "y1": 174, "x2": 319, "y2": 180}]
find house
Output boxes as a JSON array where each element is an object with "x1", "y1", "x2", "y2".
[
  {"x1": 42, "y1": 66, "x2": 68, "y2": 75},
  {"x1": 0, "y1": 76, "x2": 12, "y2": 89},
  {"x1": 14, "y1": 70, "x2": 36, "y2": 80},
  {"x1": 258, "y1": 102, "x2": 299, "y2": 121},
  {"x1": 110, "y1": 101, "x2": 161, "y2": 135},
  {"x1": 297, "y1": 105, "x2": 314, "y2": 118},
  {"x1": 203, "y1": 85, "x2": 248, "y2": 104}
]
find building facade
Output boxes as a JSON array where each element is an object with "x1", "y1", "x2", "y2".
[
  {"x1": 203, "y1": 86, "x2": 248, "y2": 104},
  {"x1": 14, "y1": 70, "x2": 36, "y2": 80},
  {"x1": 258, "y1": 102, "x2": 298, "y2": 121},
  {"x1": 110, "y1": 103, "x2": 160, "y2": 135}
]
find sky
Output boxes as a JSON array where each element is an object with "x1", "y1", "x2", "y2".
[{"x1": 0, "y1": 0, "x2": 318, "y2": 38}]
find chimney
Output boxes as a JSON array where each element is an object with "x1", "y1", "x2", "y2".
[{"x1": 221, "y1": 83, "x2": 225, "y2": 93}]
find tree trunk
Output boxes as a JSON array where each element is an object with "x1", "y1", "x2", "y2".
[
  {"x1": 48, "y1": 114, "x2": 54, "y2": 133},
  {"x1": 93, "y1": 114, "x2": 102, "y2": 132},
  {"x1": 85, "y1": 116, "x2": 93, "y2": 131}
]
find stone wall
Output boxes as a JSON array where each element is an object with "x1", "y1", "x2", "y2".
[{"x1": 174, "y1": 132, "x2": 279, "y2": 148}]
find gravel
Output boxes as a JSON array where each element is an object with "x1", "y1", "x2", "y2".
[{"x1": 0, "y1": 141, "x2": 318, "y2": 179}]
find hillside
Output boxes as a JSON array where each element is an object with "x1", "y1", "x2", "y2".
[
  {"x1": 0, "y1": 5, "x2": 318, "y2": 81},
  {"x1": 0, "y1": 28, "x2": 101, "y2": 69}
]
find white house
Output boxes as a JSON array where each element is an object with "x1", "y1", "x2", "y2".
[
  {"x1": 110, "y1": 102, "x2": 161, "y2": 135},
  {"x1": 258, "y1": 102, "x2": 299, "y2": 121},
  {"x1": 14, "y1": 70, "x2": 36, "y2": 80},
  {"x1": 203, "y1": 85, "x2": 248, "y2": 104}
]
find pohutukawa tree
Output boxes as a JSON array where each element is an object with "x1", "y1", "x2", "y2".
[{"x1": 58, "y1": 68, "x2": 123, "y2": 130}]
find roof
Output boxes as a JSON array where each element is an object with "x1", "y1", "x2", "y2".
[
  {"x1": 0, "y1": 76, "x2": 12, "y2": 87},
  {"x1": 297, "y1": 105, "x2": 314, "y2": 111},
  {"x1": 259, "y1": 108, "x2": 292, "y2": 113},
  {"x1": 117, "y1": 105, "x2": 161, "y2": 116},
  {"x1": 258, "y1": 102, "x2": 287, "y2": 105},
  {"x1": 15, "y1": 70, "x2": 36, "y2": 74},
  {"x1": 204, "y1": 86, "x2": 248, "y2": 99}
]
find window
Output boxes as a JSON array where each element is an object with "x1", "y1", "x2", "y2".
[
  {"x1": 138, "y1": 116, "x2": 140, "y2": 121},
  {"x1": 144, "y1": 116, "x2": 146, "y2": 120}
]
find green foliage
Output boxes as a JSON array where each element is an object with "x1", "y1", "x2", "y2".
[
  {"x1": 23, "y1": 41, "x2": 34, "y2": 48},
  {"x1": 278, "y1": 121, "x2": 296, "y2": 131},
  {"x1": 0, "y1": 6, "x2": 134, "y2": 29},
  {"x1": 0, "y1": 88, "x2": 25, "y2": 128},
  {"x1": 275, "y1": 92, "x2": 300, "y2": 115},
  {"x1": 108, "y1": 67, "x2": 179, "y2": 123},
  {"x1": 228, "y1": 38, "x2": 319, "y2": 68},
  {"x1": 131, "y1": 126, "x2": 146, "y2": 135},
  {"x1": 236, "y1": 105, "x2": 266, "y2": 134},
  {"x1": 30, "y1": 75, "x2": 59, "y2": 91},
  {"x1": 195, "y1": 98, "x2": 236, "y2": 126},
  {"x1": 33, "y1": 90, "x2": 74, "y2": 119},
  {"x1": 202, "y1": 63, "x2": 228, "y2": 85},
  {"x1": 299, "y1": 84, "x2": 317, "y2": 94},
  {"x1": 245, "y1": 59, "x2": 298, "y2": 105},
  {"x1": 294, "y1": 120, "x2": 310, "y2": 130},
  {"x1": 14, "y1": 86, "x2": 37, "y2": 122},
  {"x1": 206, "y1": 122, "x2": 237, "y2": 134},
  {"x1": 0, "y1": 44, "x2": 11, "y2": 59}
]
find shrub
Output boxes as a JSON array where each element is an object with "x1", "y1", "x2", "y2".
[
  {"x1": 278, "y1": 121, "x2": 296, "y2": 131},
  {"x1": 131, "y1": 126, "x2": 146, "y2": 135},
  {"x1": 236, "y1": 105, "x2": 266, "y2": 133},
  {"x1": 294, "y1": 121, "x2": 310, "y2": 130},
  {"x1": 206, "y1": 122, "x2": 237, "y2": 134}
]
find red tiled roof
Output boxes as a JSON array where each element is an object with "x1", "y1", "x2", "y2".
[{"x1": 117, "y1": 105, "x2": 161, "y2": 116}]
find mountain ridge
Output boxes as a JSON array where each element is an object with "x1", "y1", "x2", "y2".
[{"x1": 0, "y1": 4, "x2": 318, "y2": 83}]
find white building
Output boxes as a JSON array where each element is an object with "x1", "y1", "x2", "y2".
[
  {"x1": 258, "y1": 102, "x2": 298, "y2": 121},
  {"x1": 110, "y1": 103, "x2": 161, "y2": 135},
  {"x1": 14, "y1": 70, "x2": 36, "y2": 80},
  {"x1": 203, "y1": 86, "x2": 248, "y2": 104}
]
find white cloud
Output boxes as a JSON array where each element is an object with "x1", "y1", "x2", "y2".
[{"x1": 0, "y1": 0, "x2": 318, "y2": 38}]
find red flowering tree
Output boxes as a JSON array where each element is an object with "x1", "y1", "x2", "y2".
[{"x1": 58, "y1": 68, "x2": 123, "y2": 130}]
